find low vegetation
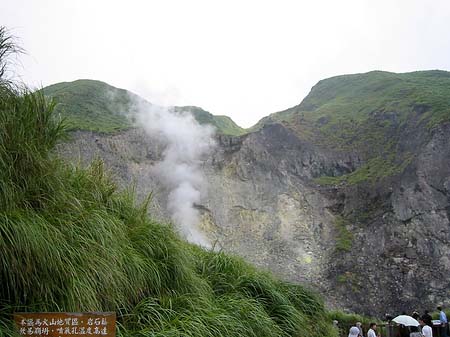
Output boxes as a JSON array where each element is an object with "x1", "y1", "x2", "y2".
[
  {"x1": 315, "y1": 154, "x2": 413, "y2": 186},
  {"x1": 334, "y1": 216, "x2": 353, "y2": 253}
]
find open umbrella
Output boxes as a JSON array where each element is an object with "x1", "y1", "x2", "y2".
[{"x1": 392, "y1": 315, "x2": 420, "y2": 327}]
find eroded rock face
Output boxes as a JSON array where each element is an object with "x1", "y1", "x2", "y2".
[
  {"x1": 326, "y1": 123, "x2": 450, "y2": 315},
  {"x1": 58, "y1": 122, "x2": 450, "y2": 316}
]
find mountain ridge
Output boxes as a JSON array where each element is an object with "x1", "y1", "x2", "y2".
[
  {"x1": 253, "y1": 69, "x2": 450, "y2": 132},
  {"x1": 42, "y1": 79, "x2": 246, "y2": 136}
]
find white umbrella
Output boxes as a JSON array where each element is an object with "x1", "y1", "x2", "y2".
[{"x1": 392, "y1": 315, "x2": 420, "y2": 327}]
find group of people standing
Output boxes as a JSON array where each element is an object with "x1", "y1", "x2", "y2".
[
  {"x1": 410, "y1": 306, "x2": 447, "y2": 337},
  {"x1": 348, "y1": 322, "x2": 380, "y2": 337},
  {"x1": 345, "y1": 306, "x2": 448, "y2": 337}
]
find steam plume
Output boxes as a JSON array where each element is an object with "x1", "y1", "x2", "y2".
[{"x1": 132, "y1": 101, "x2": 215, "y2": 247}]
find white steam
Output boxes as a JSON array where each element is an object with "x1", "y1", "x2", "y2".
[{"x1": 133, "y1": 101, "x2": 215, "y2": 247}]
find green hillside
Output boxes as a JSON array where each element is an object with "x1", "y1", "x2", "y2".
[
  {"x1": 253, "y1": 70, "x2": 450, "y2": 185},
  {"x1": 42, "y1": 80, "x2": 245, "y2": 136},
  {"x1": 294, "y1": 70, "x2": 450, "y2": 134},
  {"x1": 254, "y1": 70, "x2": 450, "y2": 137},
  {"x1": 42, "y1": 79, "x2": 134, "y2": 133},
  {"x1": 173, "y1": 106, "x2": 246, "y2": 136}
]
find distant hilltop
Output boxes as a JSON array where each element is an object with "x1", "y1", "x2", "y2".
[{"x1": 42, "y1": 79, "x2": 246, "y2": 136}]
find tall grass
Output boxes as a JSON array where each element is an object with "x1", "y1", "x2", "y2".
[{"x1": 0, "y1": 32, "x2": 337, "y2": 337}]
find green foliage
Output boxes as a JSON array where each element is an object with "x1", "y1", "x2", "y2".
[
  {"x1": 192, "y1": 249, "x2": 338, "y2": 336},
  {"x1": 0, "y1": 89, "x2": 66, "y2": 210},
  {"x1": 0, "y1": 27, "x2": 23, "y2": 89},
  {"x1": 0, "y1": 85, "x2": 335, "y2": 336},
  {"x1": 172, "y1": 106, "x2": 246, "y2": 136},
  {"x1": 336, "y1": 275, "x2": 348, "y2": 283},
  {"x1": 293, "y1": 70, "x2": 450, "y2": 141},
  {"x1": 328, "y1": 310, "x2": 368, "y2": 327},
  {"x1": 334, "y1": 216, "x2": 353, "y2": 252},
  {"x1": 43, "y1": 81, "x2": 246, "y2": 136},
  {"x1": 42, "y1": 80, "x2": 133, "y2": 133},
  {"x1": 315, "y1": 154, "x2": 413, "y2": 186}
]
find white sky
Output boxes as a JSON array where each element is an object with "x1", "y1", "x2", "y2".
[{"x1": 2, "y1": 0, "x2": 450, "y2": 127}]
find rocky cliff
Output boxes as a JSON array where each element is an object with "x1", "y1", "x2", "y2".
[{"x1": 53, "y1": 70, "x2": 450, "y2": 316}]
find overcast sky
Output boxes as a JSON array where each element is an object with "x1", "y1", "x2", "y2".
[{"x1": 2, "y1": 0, "x2": 450, "y2": 127}]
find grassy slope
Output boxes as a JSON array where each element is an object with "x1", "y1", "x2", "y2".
[
  {"x1": 42, "y1": 79, "x2": 134, "y2": 133},
  {"x1": 293, "y1": 70, "x2": 450, "y2": 136},
  {"x1": 172, "y1": 106, "x2": 246, "y2": 136},
  {"x1": 253, "y1": 70, "x2": 450, "y2": 185},
  {"x1": 42, "y1": 80, "x2": 245, "y2": 136},
  {"x1": 0, "y1": 88, "x2": 337, "y2": 336}
]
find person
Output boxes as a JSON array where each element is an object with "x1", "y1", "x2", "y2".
[
  {"x1": 356, "y1": 322, "x2": 364, "y2": 337},
  {"x1": 439, "y1": 306, "x2": 448, "y2": 322},
  {"x1": 436, "y1": 306, "x2": 448, "y2": 337},
  {"x1": 422, "y1": 310, "x2": 432, "y2": 327},
  {"x1": 349, "y1": 326, "x2": 361, "y2": 337},
  {"x1": 437, "y1": 306, "x2": 448, "y2": 337},
  {"x1": 438, "y1": 306, "x2": 448, "y2": 337},
  {"x1": 420, "y1": 317, "x2": 432, "y2": 337},
  {"x1": 367, "y1": 323, "x2": 380, "y2": 337},
  {"x1": 409, "y1": 326, "x2": 421, "y2": 336},
  {"x1": 410, "y1": 311, "x2": 421, "y2": 336}
]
